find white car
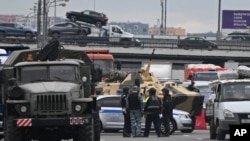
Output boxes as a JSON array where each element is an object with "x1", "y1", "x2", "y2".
[{"x1": 97, "y1": 95, "x2": 194, "y2": 134}]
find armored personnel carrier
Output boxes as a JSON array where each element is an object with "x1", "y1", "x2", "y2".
[
  {"x1": 96, "y1": 51, "x2": 204, "y2": 119},
  {"x1": 0, "y1": 39, "x2": 102, "y2": 141}
]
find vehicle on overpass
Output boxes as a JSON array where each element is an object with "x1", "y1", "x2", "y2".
[
  {"x1": 66, "y1": 9, "x2": 108, "y2": 27},
  {"x1": 97, "y1": 95, "x2": 194, "y2": 134},
  {"x1": 177, "y1": 37, "x2": 218, "y2": 50},
  {"x1": 0, "y1": 39, "x2": 102, "y2": 141},
  {"x1": 48, "y1": 21, "x2": 91, "y2": 38},
  {"x1": 60, "y1": 24, "x2": 141, "y2": 47},
  {"x1": 0, "y1": 22, "x2": 36, "y2": 39}
]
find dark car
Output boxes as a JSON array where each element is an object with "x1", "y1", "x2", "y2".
[
  {"x1": 48, "y1": 21, "x2": 91, "y2": 38},
  {"x1": 0, "y1": 22, "x2": 36, "y2": 39},
  {"x1": 66, "y1": 10, "x2": 108, "y2": 27},
  {"x1": 177, "y1": 37, "x2": 218, "y2": 50}
]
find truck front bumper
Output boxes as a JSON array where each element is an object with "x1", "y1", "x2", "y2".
[
  {"x1": 15, "y1": 116, "x2": 92, "y2": 127},
  {"x1": 218, "y1": 119, "x2": 240, "y2": 133}
]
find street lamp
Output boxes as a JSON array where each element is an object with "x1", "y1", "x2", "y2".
[
  {"x1": 216, "y1": 0, "x2": 222, "y2": 41},
  {"x1": 52, "y1": 0, "x2": 69, "y2": 23},
  {"x1": 30, "y1": 6, "x2": 37, "y2": 29}
]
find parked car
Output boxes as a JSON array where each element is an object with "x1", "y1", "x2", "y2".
[
  {"x1": 97, "y1": 95, "x2": 194, "y2": 134},
  {"x1": 223, "y1": 35, "x2": 250, "y2": 41},
  {"x1": 0, "y1": 22, "x2": 36, "y2": 39},
  {"x1": 48, "y1": 21, "x2": 91, "y2": 38},
  {"x1": 66, "y1": 10, "x2": 108, "y2": 27},
  {"x1": 177, "y1": 37, "x2": 218, "y2": 50}
]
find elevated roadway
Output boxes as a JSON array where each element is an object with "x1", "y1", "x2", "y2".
[{"x1": 9, "y1": 43, "x2": 248, "y2": 66}]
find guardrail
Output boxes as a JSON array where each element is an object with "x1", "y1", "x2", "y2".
[{"x1": 1, "y1": 37, "x2": 250, "y2": 51}]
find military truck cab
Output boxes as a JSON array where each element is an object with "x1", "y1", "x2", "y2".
[
  {"x1": 206, "y1": 70, "x2": 250, "y2": 140},
  {"x1": 1, "y1": 39, "x2": 101, "y2": 141}
]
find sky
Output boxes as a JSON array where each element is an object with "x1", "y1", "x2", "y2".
[{"x1": 1, "y1": 0, "x2": 250, "y2": 33}]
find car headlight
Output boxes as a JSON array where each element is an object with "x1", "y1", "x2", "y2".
[
  {"x1": 223, "y1": 109, "x2": 234, "y2": 118},
  {"x1": 179, "y1": 114, "x2": 189, "y2": 119},
  {"x1": 20, "y1": 105, "x2": 28, "y2": 113},
  {"x1": 75, "y1": 105, "x2": 82, "y2": 112}
]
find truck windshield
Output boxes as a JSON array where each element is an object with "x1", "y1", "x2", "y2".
[
  {"x1": 222, "y1": 82, "x2": 250, "y2": 101},
  {"x1": 194, "y1": 72, "x2": 218, "y2": 81},
  {"x1": 19, "y1": 65, "x2": 79, "y2": 82},
  {"x1": 93, "y1": 60, "x2": 113, "y2": 77}
]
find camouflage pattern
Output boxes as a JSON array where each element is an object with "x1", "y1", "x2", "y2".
[{"x1": 95, "y1": 60, "x2": 204, "y2": 117}]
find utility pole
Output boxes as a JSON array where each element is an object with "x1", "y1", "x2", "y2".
[
  {"x1": 216, "y1": 0, "x2": 222, "y2": 41},
  {"x1": 161, "y1": 0, "x2": 164, "y2": 35},
  {"x1": 37, "y1": 0, "x2": 42, "y2": 48},
  {"x1": 42, "y1": 0, "x2": 47, "y2": 47},
  {"x1": 54, "y1": 0, "x2": 56, "y2": 23},
  {"x1": 164, "y1": 0, "x2": 167, "y2": 35}
]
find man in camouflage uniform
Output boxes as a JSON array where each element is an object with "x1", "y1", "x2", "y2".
[{"x1": 126, "y1": 86, "x2": 144, "y2": 137}]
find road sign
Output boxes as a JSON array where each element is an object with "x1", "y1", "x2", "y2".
[{"x1": 222, "y1": 10, "x2": 250, "y2": 29}]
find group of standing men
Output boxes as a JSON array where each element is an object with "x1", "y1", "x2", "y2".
[{"x1": 120, "y1": 85, "x2": 173, "y2": 138}]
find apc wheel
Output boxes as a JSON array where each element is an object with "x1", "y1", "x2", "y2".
[
  {"x1": 6, "y1": 117, "x2": 24, "y2": 141},
  {"x1": 70, "y1": 16, "x2": 77, "y2": 22},
  {"x1": 25, "y1": 32, "x2": 33, "y2": 39},
  {"x1": 209, "y1": 119, "x2": 216, "y2": 139},
  {"x1": 73, "y1": 124, "x2": 93, "y2": 141}
]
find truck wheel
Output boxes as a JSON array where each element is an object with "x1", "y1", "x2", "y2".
[
  {"x1": 216, "y1": 124, "x2": 226, "y2": 140},
  {"x1": 6, "y1": 117, "x2": 24, "y2": 141},
  {"x1": 94, "y1": 117, "x2": 101, "y2": 141},
  {"x1": 209, "y1": 119, "x2": 216, "y2": 139},
  {"x1": 73, "y1": 124, "x2": 93, "y2": 141}
]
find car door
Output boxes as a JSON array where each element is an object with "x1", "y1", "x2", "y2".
[
  {"x1": 98, "y1": 97, "x2": 124, "y2": 130},
  {"x1": 13, "y1": 23, "x2": 25, "y2": 36},
  {"x1": 80, "y1": 10, "x2": 94, "y2": 24},
  {"x1": 65, "y1": 22, "x2": 80, "y2": 35}
]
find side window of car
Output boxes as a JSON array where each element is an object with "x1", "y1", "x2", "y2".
[{"x1": 102, "y1": 97, "x2": 121, "y2": 107}]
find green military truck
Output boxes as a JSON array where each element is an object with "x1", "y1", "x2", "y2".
[{"x1": 0, "y1": 39, "x2": 102, "y2": 141}]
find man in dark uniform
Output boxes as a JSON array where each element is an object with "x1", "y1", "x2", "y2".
[
  {"x1": 161, "y1": 87, "x2": 173, "y2": 137},
  {"x1": 143, "y1": 88, "x2": 162, "y2": 137},
  {"x1": 120, "y1": 87, "x2": 131, "y2": 137}
]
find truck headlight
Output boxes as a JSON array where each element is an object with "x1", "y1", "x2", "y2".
[
  {"x1": 20, "y1": 106, "x2": 28, "y2": 113},
  {"x1": 75, "y1": 105, "x2": 82, "y2": 112},
  {"x1": 223, "y1": 109, "x2": 234, "y2": 118}
]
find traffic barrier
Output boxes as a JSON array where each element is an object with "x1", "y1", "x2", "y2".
[{"x1": 195, "y1": 109, "x2": 207, "y2": 130}]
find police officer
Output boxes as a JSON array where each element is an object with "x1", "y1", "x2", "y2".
[
  {"x1": 120, "y1": 87, "x2": 131, "y2": 137},
  {"x1": 161, "y1": 87, "x2": 173, "y2": 137},
  {"x1": 143, "y1": 88, "x2": 162, "y2": 137},
  {"x1": 126, "y1": 86, "x2": 144, "y2": 137}
]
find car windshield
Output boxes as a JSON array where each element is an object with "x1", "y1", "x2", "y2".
[
  {"x1": 221, "y1": 82, "x2": 250, "y2": 101},
  {"x1": 193, "y1": 72, "x2": 218, "y2": 81},
  {"x1": 19, "y1": 65, "x2": 80, "y2": 82}
]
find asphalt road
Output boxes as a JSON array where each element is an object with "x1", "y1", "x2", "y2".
[
  {"x1": 0, "y1": 129, "x2": 230, "y2": 141},
  {"x1": 99, "y1": 130, "x2": 230, "y2": 141}
]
